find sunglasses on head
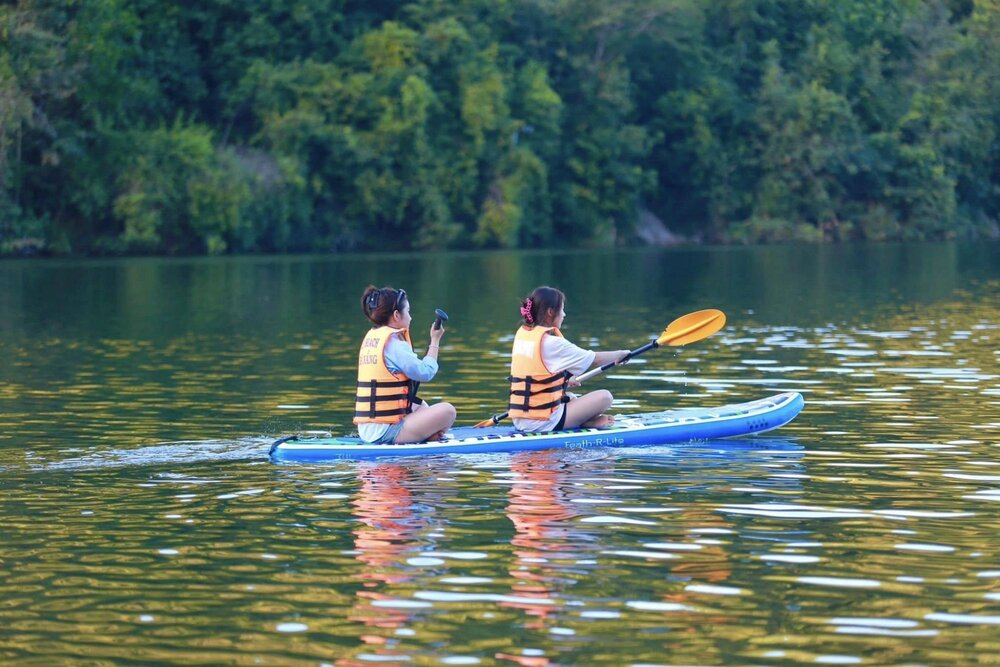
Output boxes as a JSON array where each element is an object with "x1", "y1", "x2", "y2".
[{"x1": 367, "y1": 288, "x2": 407, "y2": 311}]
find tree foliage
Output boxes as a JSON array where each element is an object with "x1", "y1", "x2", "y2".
[{"x1": 1, "y1": 0, "x2": 998, "y2": 255}]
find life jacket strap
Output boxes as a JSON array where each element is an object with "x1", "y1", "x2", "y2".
[
  {"x1": 508, "y1": 371, "x2": 570, "y2": 414},
  {"x1": 508, "y1": 371, "x2": 568, "y2": 386},
  {"x1": 510, "y1": 385, "x2": 566, "y2": 397},
  {"x1": 508, "y1": 395, "x2": 569, "y2": 412},
  {"x1": 356, "y1": 379, "x2": 411, "y2": 388},
  {"x1": 356, "y1": 378, "x2": 414, "y2": 419},
  {"x1": 410, "y1": 380, "x2": 422, "y2": 407},
  {"x1": 354, "y1": 407, "x2": 412, "y2": 418}
]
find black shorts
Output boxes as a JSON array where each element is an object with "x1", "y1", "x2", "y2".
[{"x1": 553, "y1": 405, "x2": 567, "y2": 432}]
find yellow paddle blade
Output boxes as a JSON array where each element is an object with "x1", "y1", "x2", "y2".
[{"x1": 656, "y1": 309, "x2": 726, "y2": 346}]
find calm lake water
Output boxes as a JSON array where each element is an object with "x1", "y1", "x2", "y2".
[{"x1": 1, "y1": 243, "x2": 998, "y2": 665}]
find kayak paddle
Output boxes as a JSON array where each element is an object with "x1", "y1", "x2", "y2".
[{"x1": 473, "y1": 308, "x2": 727, "y2": 427}]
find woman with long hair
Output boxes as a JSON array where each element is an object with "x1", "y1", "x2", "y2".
[
  {"x1": 509, "y1": 286, "x2": 628, "y2": 432},
  {"x1": 354, "y1": 285, "x2": 456, "y2": 443}
]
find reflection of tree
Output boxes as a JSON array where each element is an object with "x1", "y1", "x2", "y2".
[
  {"x1": 495, "y1": 452, "x2": 578, "y2": 666},
  {"x1": 338, "y1": 463, "x2": 423, "y2": 666}
]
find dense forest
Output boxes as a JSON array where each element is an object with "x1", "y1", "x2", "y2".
[{"x1": 2, "y1": 0, "x2": 998, "y2": 255}]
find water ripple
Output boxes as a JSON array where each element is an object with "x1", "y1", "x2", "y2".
[{"x1": 1, "y1": 253, "x2": 998, "y2": 665}]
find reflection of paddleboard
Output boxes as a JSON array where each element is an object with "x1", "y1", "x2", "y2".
[{"x1": 270, "y1": 392, "x2": 804, "y2": 462}]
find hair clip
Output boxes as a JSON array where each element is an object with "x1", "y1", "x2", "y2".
[{"x1": 520, "y1": 298, "x2": 534, "y2": 324}]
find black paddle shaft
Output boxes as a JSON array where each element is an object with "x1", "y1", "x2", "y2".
[
  {"x1": 573, "y1": 339, "x2": 658, "y2": 383},
  {"x1": 597, "y1": 340, "x2": 654, "y2": 371}
]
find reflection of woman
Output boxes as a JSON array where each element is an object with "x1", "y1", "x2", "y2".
[
  {"x1": 339, "y1": 463, "x2": 422, "y2": 665},
  {"x1": 355, "y1": 285, "x2": 456, "y2": 444},
  {"x1": 501, "y1": 452, "x2": 579, "y2": 631},
  {"x1": 351, "y1": 463, "x2": 417, "y2": 586},
  {"x1": 510, "y1": 286, "x2": 628, "y2": 433}
]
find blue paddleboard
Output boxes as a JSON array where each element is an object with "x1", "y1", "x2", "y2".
[{"x1": 270, "y1": 392, "x2": 804, "y2": 462}]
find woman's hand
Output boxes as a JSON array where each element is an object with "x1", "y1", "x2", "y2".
[
  {"x1": 592, "y1": 349, "x2": 633, "y2": 368},
  {"x1": 429, "y1": 322, "x2": 446, "y2": 346},
  {"x1": 426, "y1": 323, "x2": 445, "y2": 358}
]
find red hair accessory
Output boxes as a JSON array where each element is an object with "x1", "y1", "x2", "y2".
[{"x1": 520, "y1": 299, "x2": 534, "y2": 324}]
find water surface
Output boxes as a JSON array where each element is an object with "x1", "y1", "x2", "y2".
[{"x1": 1, "y1": 243, "x2": 998, "y2": 665}]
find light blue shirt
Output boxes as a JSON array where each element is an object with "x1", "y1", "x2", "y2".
[
  {"x1": 357, "y1": 335, "x2": 438, "y2": 442},
  {"x1": 384, "y1": 336, "x2": 438, "y2": 382}
]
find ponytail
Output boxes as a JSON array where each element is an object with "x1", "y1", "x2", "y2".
[
  {"x1": 361, "y1": 285, "x2": 406, "y2": 326},
  {"x1": 519, "y1": 286, "x2": 564, "y2": 328}
]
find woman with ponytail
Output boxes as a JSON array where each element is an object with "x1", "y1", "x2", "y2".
[
  {"x1": 509, "y1": 286, "x2": 629, "y2": 432},
  {"x1": 354, "y1": 285, "x2": 456, "y2": 443}
]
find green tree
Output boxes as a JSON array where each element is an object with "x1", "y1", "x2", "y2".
[
  {"x1": 112, "y1": 121, "x2": 252, "y2": 254},
  {"x1": 0, "y1": 2, "x2": 76, "y2": 250},
  {"x1": 3, "y1": 0, "x2": 1000, "y2": 255}
]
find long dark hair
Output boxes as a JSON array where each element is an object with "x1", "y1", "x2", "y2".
[
  {"x1": 361, "y1": 285, "x2": 407, "y2": 326},
  {"x1": 520, "y1": 286, "x2": 565, "y2": 328}
]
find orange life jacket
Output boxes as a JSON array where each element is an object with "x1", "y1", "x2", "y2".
[
  {"x1": 508, "y1": 326, "x2": 571, "y2": 420},
  {"x1": 354, "y1": 326, "x2": 415, "y2": 425}
]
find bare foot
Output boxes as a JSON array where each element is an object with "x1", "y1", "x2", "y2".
[
  {"x1": 425, "y1": 429, "x2": 447, "y2": 442},
  {"x1": 582, "y1": 414, "x2": 615, "y2": 428}
]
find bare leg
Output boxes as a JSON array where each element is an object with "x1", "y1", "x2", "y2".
[
  {"x1": 561, "y1": 390, "x2": 614, "y2": 430},
  {"x1": 395, "y1": 402, "x2": 457, "y2": 443},
  {"x1": 581, "y1": 413, "x2": 616, "y2": 428}
]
